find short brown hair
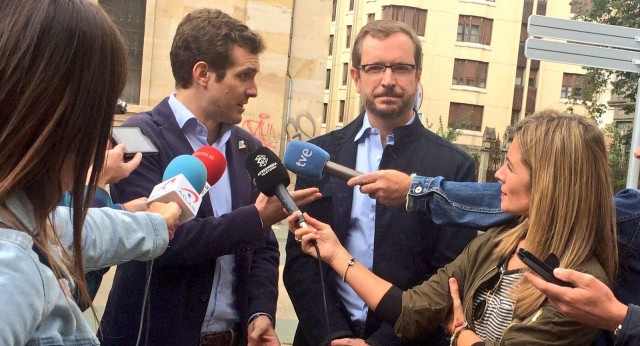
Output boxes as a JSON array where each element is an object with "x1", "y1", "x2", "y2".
[
  {"x1": 170, "y1": 8, "x2": 265, "y2": 88},
  {"x1": 351, "y1": 20, "x2": 422, "y2": 70}
]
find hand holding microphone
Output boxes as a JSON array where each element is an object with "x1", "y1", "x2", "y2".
[
  {"x1": 245, "y1": 147, "x2": 321, "y2": 228},
  {"x1": 147, "y1": 201, "x2": 181, "y2": 240},
  {"x1": 283, "y1": 140, "x2": 410, "y2": 206}
]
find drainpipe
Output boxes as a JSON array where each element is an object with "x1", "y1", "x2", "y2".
[{"x1": 280, "y1": 0, "x2": 296, "y2": 158}]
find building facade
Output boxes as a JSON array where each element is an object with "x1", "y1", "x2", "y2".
[
  {"x1": 99, "y1": 0, "x2": 611, "y2": 153},
  {"x1": 325, "y1": 0, "x2": 612, "y2": 148}
]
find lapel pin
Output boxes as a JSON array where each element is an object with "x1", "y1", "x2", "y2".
[{"x1": 238, "y1": 140, "x2": 246, "y2": 149}]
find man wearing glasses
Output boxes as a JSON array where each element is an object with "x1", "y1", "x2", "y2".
[{"x1": 284, "y1": 20, "x2": 477, "y2": 346}]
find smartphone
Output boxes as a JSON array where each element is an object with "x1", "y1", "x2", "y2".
[
  {"x1": 111, "y1": 126, "x2": 158, "y2": 158},
  {"x1": 517, "y1": 248, "x2": 574, "y2": 287}
]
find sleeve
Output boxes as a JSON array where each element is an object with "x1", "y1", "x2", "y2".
[
  {"x1": 492, "y1": 304, "x2": 599, "y2": 345},
  {"x1": 407, "y1": 176, "x2": 515, "y2": 229},
  {"x1": 426, "y1": 162, "x2": 480, "y2": 280},
  {"x1": 386, "y1": 231, "x2": 477, "y2": 339},
  {"x1": 615, "y1": 304, "x2": 640, "y2": 346},
  {"x1": 52, "y1": 206, "x2": 169, "y2": 271},
  {"x1": 283, "y1": 175, "x2": 355, "y2": 345},
  {"x1": 0, "y1": 239, "x2": 46, "y2": 345},
  {"x1": 90, "y1": 186, "x2": 114, "y2": 208},
  {"x1": 247, "y1": 225, "x2": 280, "y2": 320},
  {"x1": 110, "y1": 141, "x2": 269, "y2": 268}
]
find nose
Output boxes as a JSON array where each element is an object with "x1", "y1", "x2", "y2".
[
  {"x1": 380, "y1": 67, "x2": 396, "y2": 87},
  {"x1": 494, "y1": 163, "x2": 506, "y2": 184},
  {"x1": 246, "y1": 80, "x2": 258, "y2": 98}
]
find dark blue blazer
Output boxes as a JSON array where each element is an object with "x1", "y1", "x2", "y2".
[
  {"x1": 284, "y1": 113, "x2": 478, "y2": 346},
  {"x1": 99, "y1": 98, "x2": 279, "y2": 346}
]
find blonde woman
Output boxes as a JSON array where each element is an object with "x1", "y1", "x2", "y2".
[{"x1": 290, "y1": 110, "x2": 617, "y2": 345}]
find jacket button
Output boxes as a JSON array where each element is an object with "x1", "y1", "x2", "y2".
[{"x1": 200, "y1": 295, "x2": 209, "y2": 302}]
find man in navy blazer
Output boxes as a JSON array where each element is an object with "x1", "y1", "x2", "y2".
[
  {"x1": 99, "y1": 9, "x2": 318, "y2": 346},
  {"x1": 283, "y1": 20, "x2": 477, "y2": 345}
]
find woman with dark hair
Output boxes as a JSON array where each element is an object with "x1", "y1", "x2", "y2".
[
  {"x1": 290, "y1": 110, "x2": 617, "y2": 345},
  {"x1": 0, "y1": 1, "x2": 180, "y2": 344}
]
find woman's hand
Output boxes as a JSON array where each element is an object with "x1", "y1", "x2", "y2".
[
  {"x1": 287, "y1": 212, "x2": 346, "y2": 265},
  {"x1": 443, "y1": 277, "x2": 466, "y2": 334},
  {"x1": 147, "y1": 202, "x2": 181, "y2": 240}
]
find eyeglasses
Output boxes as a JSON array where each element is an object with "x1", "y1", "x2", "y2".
[{"x1": 358, "y1": 63, "x2": 416, "y2": 76}]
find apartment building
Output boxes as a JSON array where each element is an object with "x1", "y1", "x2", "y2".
[{"x1": 325, "y1": 0, "x2": 610, "y2": 148}]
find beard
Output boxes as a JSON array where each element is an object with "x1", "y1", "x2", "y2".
[{"x1": 364, "y1": 87, "x2": 416, "y2": 120}]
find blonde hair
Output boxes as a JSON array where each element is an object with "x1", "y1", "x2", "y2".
[{"x1": 493, "y1": 110, "x2": 617, "y2": 318}]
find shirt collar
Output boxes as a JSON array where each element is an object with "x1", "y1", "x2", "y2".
[
  {"x1": 168, "y1": 93, "x2": 232, "y2": 148},
  {"x1": 168, "y1": 93, "x2": 195, "y2": 129},
  {"x1": 354, "y1": 112, "x2": 417, "y2": 143}
]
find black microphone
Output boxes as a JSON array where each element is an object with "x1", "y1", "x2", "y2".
[{"x1": 245, "y1": 147, "x2": 308, "y2": 228}]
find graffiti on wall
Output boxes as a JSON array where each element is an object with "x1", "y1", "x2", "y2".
[
  {"x1": 241, "y1": 113, "x2": 278, "y2": 149},
  {"x1": 285, "y1": 112, "x2": 317, "y2": 142}
]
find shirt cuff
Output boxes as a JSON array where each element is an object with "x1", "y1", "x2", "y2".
[
  {"x1": 406, "y1": 174, "x2": 434, "y2": 213},
  {"x1": 248, "y1": 312, "x2": 274, "y2": 326}
]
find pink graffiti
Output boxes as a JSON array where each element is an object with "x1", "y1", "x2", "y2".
[{"x1": 242, "y1": 113, "x2": 278, "y2": 148}]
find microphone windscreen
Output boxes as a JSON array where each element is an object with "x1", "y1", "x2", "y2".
[
  {"x1": 193, "y1": 146, "x2": 226, "y2": 186},
  {"x1": 162, "y1": 155, "x2": 207, "y2": 193},
  {"x1": 245, "y1": 147, "x2": 290, "y2": 197},
  {"x1": 283, "y1": 140, "x2": 330, "y2": 181}
]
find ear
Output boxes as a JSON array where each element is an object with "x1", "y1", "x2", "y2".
[
  {"x1": 350, "y1": 67, "x2": 361, "y2": 93},
  {"x1": 193, "y1": 61, "x2": 210, "y2": 87}
]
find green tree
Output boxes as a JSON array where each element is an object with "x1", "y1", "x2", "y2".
[
  {"x1": 425, "y1": 115, "x2": 470, "y2": 142},
  {"x1": 566, "y1": 0, "x2": 640, "y2": 123},
  {"x1": 568, "y1": 0, "x2": 639, "y2": 189}
]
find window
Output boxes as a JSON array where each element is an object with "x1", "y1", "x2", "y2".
[
  {"x1": 449, "y1": 102, "x2": 483, "y2": 131},
  {"x1": 99, "y1": 0, "x2": 146, "y2": 104},
  {"x1": 329, "y1": 35, "x2": 334, "y2": 56},
  {"x1": 339, "y1": 100, "x2": 346, "y2": 123},
  {"x1": 342, "y1": 63, "x2": 349, "y2": 86},
  {"x1": 332, "y1": 0, "x2": 337, "y2": 21},
  {"x1": 323, "y1": 103, "x2": 328, "y2": 124},
  {"x1": 326, "y1": 69, "x2": 331, "y2": 90},
  {"x1": 452, "y1": 59, "x2": 488, "y2": 88},
  {"x1": 457, "y1": 15, "x2": 493, "y2": 45},
  {"x1": 367, "y1": 13, "x2": 375, "y2": 22},
  {"x1": 382, "y1": 5, "x2": 427, "y2": 36},
  {"x1": 561, "y1": 73, "x2": 583, "y2": 98},
  {"x1": 346, "y1": 25, "x2": 352, "y2": 49},
  {"x1": 515, "y1": 67, "x2": 524, "y2": 86},
  {"x1": 349, "y1": 0, "x2": 354, "y2": 11}
]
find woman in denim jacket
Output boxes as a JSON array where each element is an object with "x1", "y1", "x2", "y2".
[
  {"x1": 0, "y1": 1, "x2": 181, "y2": 344},
  {"x1": 290, "y1": 111, "x2": 618, "y2": 345}
]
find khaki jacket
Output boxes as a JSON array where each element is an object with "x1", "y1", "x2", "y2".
[{"x1": 396, "y1": 226, "x2": 610, "y2": 345}]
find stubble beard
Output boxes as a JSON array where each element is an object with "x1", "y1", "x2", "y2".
[{"x1": 365, "y1": 91, "x2": 416, "y2": 121}]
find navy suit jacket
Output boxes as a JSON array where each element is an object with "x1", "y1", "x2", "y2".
[
  {"x1": 284, "y1": 113, "x2": 477, "y2": 346},
  {"x1": 99, "y1": 98, "x2": 279, "y2": 346}
]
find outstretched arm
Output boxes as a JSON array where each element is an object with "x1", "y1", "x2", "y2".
[{"x1": 525, "y1": 269, "x2": 627, "y2": 331}]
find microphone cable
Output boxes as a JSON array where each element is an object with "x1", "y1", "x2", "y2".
[
  {"x1": 311, "y1": 241, "x2": 332, "y2": 346},
  {"x1": 136, "y1": 259, "x2": 154, "y2": 346}
]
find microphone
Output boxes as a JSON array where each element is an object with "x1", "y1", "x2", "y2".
[
  {"x1": 245, "y1": 147, "x2": 308, "y2": 228},
  {"x1": 283, "y1": 140, "x2": 362, "y2": 181},
  {"x1": 193, "y1": 146, "x2": 227, "y2": 196},
  {"x1": 148, "y1": 155, "x2": 207, "y2": 224}
]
